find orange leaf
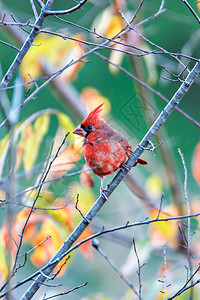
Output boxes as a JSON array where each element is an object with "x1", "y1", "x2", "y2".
[
  {"x1": 192, "y1": 142, "x2": 200, "y2": 185},
  {"x1": 31, "y1": 219, "x2": 67, "y2": 276},
  {"x1": 81, "y1": 87, "x2": 111, "y2": 114},
  {"x1": 77, "y1": 226, "x2": 93, "y2": 259},
  {"x1": 0, "y1": 233, "x2": 9, "y2": 281},
  {"x1": 49, "y1": 198, "x2": 74, "y2": 232}
]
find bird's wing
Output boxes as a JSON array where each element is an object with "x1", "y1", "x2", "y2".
[
  {"x1": 108, "y1": 129, "x2": 133, "y2": 156},
  {"x1": 109, "y1": 129, "x2": 148, "y2": 165}
]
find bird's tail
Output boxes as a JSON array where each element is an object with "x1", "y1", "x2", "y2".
[
  {"x1": 138, "y1": 158, "x2": 148, "y2": 165},
  {"x1": 133, "y1": 158, "x2": 148, "y2": 167}
]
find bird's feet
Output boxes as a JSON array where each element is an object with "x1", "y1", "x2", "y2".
[
  {"x1": 100, "y1": 187, "x2": 109, "y2": 202},
  {"x1": 120, "y1": 163, "x2": 130, "y2": 173}
]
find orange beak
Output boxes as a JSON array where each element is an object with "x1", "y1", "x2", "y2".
[{"x1": 73, "y1": 127, "x2": 86, "y2": 137}]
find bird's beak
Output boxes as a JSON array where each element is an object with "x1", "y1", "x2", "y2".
[{"x1": 73, "y1": 127, "x2": 86, "y2": 137}]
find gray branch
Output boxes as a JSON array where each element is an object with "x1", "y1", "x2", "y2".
[
  {"x1": 0, "y1": 11, "x2": 44, "y2": 90},
  {"x1": 19, "y1": 59, "x2": 200, "y2": 300}
]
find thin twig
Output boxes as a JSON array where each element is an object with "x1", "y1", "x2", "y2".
[
  {"x1": 29, "y1": 0, "x2": 38, "y2": 19},
  {"x1": 0, "y1": 40, "x2": 19, "y2": 51},
  {"x1": 44, "y1": 0, "x2": 88, "y2": 15},
  {"x1": 133, "y1": 239, "x2": 143, "y2": 299},
  {"x1": 18, "y1": 236, "x2": 51, "y2": 257},
  {"x1": 167, "y1": 264, "x2": 200, "y2": 299},
  {"x1": 160, "y1": 246, "x2": 168, "y2": 299},
  {"x1": 178, "y1": 148, "x2": 192, "y2": 283},
  {"x1": 139, "y1": 140, "x2": 163, "y2": 157},
  {"x1": 35, "y1": 0, "x2": 45, "y2": 8},
  {"x1": 75, "y1": 194, "x2": 89, "y2": 223},
  {"x1": 50, "y1": 256, "x2": 70, "y2": 280},
  {"x1": 156, "y1": 193, "x2": 165, "y2": 219},
  {"x1": 42, "y1": 282, "x2": 88, "y2": 300},
  {"x1": 180, "y1": 0, "x2": 200, "y2": 24},
  {"x1": 92, "y1": 239, "x2": 141, "y2": 298}
]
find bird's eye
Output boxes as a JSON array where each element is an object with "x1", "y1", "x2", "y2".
[{"x1": 87, "y1": 125, "x2": 92, "y2": 130}]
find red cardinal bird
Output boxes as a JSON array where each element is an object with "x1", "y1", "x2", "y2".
[{"x1": 73, "y1": 104, "x2": 147, "y2": 200}]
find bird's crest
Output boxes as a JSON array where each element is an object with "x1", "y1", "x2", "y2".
[{"x1": 82, "y1": 103, "x2": 104, "y2": 125}]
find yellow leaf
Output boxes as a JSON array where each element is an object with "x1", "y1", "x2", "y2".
[
  {"x1": 57, "y1": 112, "x2": 75, "y2": 140},
  {"x1": 146, "y1": 174, "x2": 163, "y2": 199},
  {"x1": 20, "y1": 33, "x2": 84, "y2": 83},
  {"x1": 0, "y1": 133, "x2": 10, "y2": 158},
  {"x1": 23, "y1": 114, "x2": 50, "y2": 171},
  {"x1": 92, "y1": 8, "x2": 123, "y2": 39},
  {"x1": 106, "y1": 14, "x2": 123, "y2": 39},
  {"x1": 34, "y1": 113, "x2": 49, "y2": 136},
  {"x1": 20, "y1": 35, "x2": 48, "y2": 82},
  {"x1": 149, "y1": 206, "x2": 179, "y2": 248},
  {"x1": 0, "y1": 233, "x2": 8, "y2": 280}
]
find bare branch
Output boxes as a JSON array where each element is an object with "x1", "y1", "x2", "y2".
[
  {"x1": 0, "y1": 40, "x2": 19, "y2": 51},
  {"x1": 139, "y1": 140, "x2": 163, "y2": 157},
  {"x1": 12, "y1": 167, "x2": 94, "y2": 200},
  {"x1": 42, "y1": 282, "x2": 88, "y2": 300},
  {"x1": 133, "y1": 239, "x2": 143, "y2": 299},
  {"x1": 92, "y1": 239, "x2": 140, "y2": 298},
  {"x1": 44, "y1": 0, "x2": 88, "y2": 15},
  {"x1": 0, "y1": 13, "x2": 43, "y2": 90},
  {"x1": 29, "y1": 0, "x2": 38, "y2": 19},
  {"x1": 180, "y1": 0, "x2": 200, "y2": 23},
  {"x1": 159, "y1": 246, "x2": 168, "y2": 299},
  {"x1": 167, "y1": 265, "x2": 200, "y2": 299},
  {"x1": 75, "y1": 194, "x2": 89, "y2": 223},
  {"x1": 35, "y1": 0, "x2": 45, "y2": 8},
  {"x1": 178, "y1": 148, "x2": 192, "y2": 282},
  {"x1": 156, "y1": 193, "x2": 165, "y2": 220},
  {"x1": 19, "y1": 236, "x2": 51, "y2": 258}
]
